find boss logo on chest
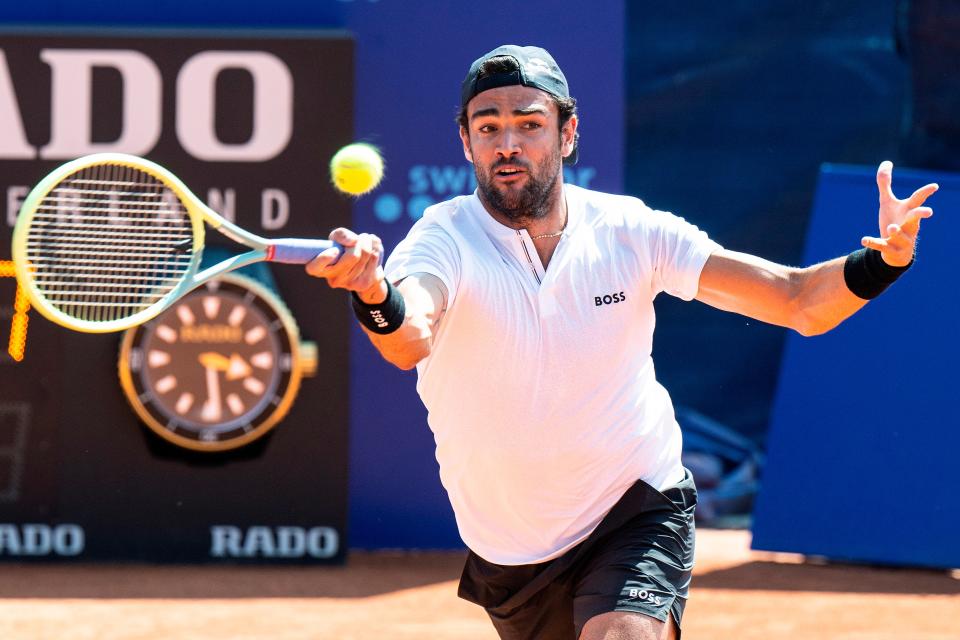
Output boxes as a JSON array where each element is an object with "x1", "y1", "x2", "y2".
[{"x1": 594, "y1": 291, "x2": 626, "y2": 306}]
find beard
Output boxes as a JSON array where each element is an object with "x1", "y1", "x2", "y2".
[{"x1": 474, "y1": 147, "x2": 562, "y2": 223}]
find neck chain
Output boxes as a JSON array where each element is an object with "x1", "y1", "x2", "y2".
[
  {"x1": 530, "y1": 229, "x2": 564, "y2": 240},
  {"x1": 529, "y1": 199, "x2": 568, "y2": 240}
]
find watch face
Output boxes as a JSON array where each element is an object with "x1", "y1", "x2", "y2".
[{"x1": 119, "y1": 275, "x2": 309, "y2": 452}]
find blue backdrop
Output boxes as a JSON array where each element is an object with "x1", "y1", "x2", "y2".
[
  {"x1": 627, "y1": 1, "x2": 909, "y2": 444},
  {"x1": 751, "y1": 164, "x2": 959, "y2": 569}
]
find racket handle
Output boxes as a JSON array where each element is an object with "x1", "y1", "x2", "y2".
[{"x1": 267, "y1": 239, "x2": 343, "y2": 264}]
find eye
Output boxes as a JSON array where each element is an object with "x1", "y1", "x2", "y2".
[
  {"x1": 477, "y1": 124, "x2": 497, "y2": 134},
  {"x1": 522, "y1": 121, "x2": 543, "y2": 130}
]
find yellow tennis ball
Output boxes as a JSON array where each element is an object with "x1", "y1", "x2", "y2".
[{"x1": 329, "y1": 143, "x2": 384, "y2": 196}]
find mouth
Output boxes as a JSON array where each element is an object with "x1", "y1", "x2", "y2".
[{"x1": 493, "y1": 165, "x2": 527, "y2": 182}]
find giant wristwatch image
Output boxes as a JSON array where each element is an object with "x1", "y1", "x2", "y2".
[{"x1": 118, "y1": 273, "x2": 316, "y2": 452}]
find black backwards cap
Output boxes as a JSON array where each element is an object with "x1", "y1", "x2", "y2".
[{"x1": 460, "y1": 44, "x2": 577, "y2": 165}]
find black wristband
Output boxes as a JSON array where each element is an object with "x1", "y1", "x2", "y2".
[
  {"x1": 842, "y1": 248, "x2": 912, "y2": 300},
  {"x1": 351, "y1": 281, "x2": 405, "y2": 334}
]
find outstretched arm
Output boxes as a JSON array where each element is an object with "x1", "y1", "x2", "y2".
[
  {"x1": 305, "y1": 228, "x2": 447, "y2": 370},
  {"x1": 695, "y1": 161, "x2": 938, "y2": 335}
]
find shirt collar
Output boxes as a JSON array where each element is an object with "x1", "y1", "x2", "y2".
[{"x1": 467, "y1": 183, "x2": 583, "y2": 240}]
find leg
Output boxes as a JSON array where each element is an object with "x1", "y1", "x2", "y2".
[
  {"x1": 580, "y1": 611, "x2": 677, "y2": 640},
  {"x1": 458, "y1": 550, "x2": 578, "y2": 639},
  {"x1": 572, "y1": 472, "x2": 697, "y2": 639},
  {"x1": 486, "y1": 581, "x2": 576, "y2": 639}
]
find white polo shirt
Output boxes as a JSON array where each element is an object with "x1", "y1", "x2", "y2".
[{"x1": 384, "y1": 184, "x2": 720, "y2": 565}]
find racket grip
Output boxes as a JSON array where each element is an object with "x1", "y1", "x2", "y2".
[{"x1": 267, "y1": 239, "x2": 343, "y2": 264}]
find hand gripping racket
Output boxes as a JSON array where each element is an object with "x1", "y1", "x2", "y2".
[{"x1": 12, "y1": 153, "x2": 340, "y2": 333}]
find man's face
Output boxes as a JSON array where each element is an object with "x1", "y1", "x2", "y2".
[{"x1": 460, "y1": 85, "x2": 576, "y2": 223}]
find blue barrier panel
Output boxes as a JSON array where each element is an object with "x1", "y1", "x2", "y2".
[{"x1": 751, "y1": 164, "x2": 960, "y2": 569}]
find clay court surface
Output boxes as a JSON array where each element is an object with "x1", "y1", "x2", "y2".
[{"x1": 0, "y1": 529, "x2": 957, "y2": 640}]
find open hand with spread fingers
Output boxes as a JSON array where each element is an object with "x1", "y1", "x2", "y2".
[{"x1": 864, "y1": 161, "x2": 938, "y2": 267}]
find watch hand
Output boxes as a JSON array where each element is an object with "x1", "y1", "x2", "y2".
[
  {"x1": 225, "y1": 353, "x2": 252, "y2": 381},
  {"x1": 198, "y1": 351, "x2": 231, "y2": 371},
  {"x1": 198, "y1": 352, "x2": 252, "y2": 381},
  {"x1": 200, "y1": 365, "x2": 222, "y2": 422}
]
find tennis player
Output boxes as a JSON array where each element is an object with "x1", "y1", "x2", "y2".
[{"x1": 307, "y1": 45, "x2": 937, "y2": 640}]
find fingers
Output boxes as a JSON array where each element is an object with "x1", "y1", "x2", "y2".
[
  {"x1": 337, "y1": 240, "x2": 378, "y2": 282},
  {"x1": 906, "y1": 183, "x2": 939, "y2": 208},
  {"x1": 904, "y1": 205, "x2": 933, "y2": 226},
  {"x1": 885, "y1": 224, "x2": 913, "y2": 248},
  {"x1": 304, "y1": 245, "x2": 344, "y2": 273},
  {"x1": 876, "y1": 160, "x2": 895, "y2": 204},
  {"x1": 307, "y1": 246, "x2": 376, "y2": 288},
  {"x1": 305, "y1": 230, "x2": 384, "y2": 292},
  {"x1": 876, "y1": 161, "x2": 941, "y2": 209},
  {"x1": 892, "y1": 205, "x2": 933, "y2": 239},
  {"x1": 329, "y1": 227, "x2": 360, "y2": 247},
  {"x1": 862, "y1": 224, "x2": 915, "y2": 267}
]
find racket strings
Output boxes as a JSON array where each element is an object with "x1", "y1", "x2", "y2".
[{"x1": 24, "y1": 163, "x2": 195, "y2": 324}]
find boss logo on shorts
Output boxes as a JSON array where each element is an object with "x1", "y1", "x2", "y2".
[
  {"x1": 626, "y1": 588, "x2": 664, "y2": 606},
  {"x1": 595, "y1": 291, "x2": 626, "y2": 306}
]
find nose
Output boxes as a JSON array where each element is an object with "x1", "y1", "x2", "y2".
[{"x1": 495, "y1": 128, "x2": 521, "y2": 159}]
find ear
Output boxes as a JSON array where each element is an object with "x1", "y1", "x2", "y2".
[
  {"x1": 560, "y1": 114, "x2": 578, "y2": 160},
  {"x1": 459, "y1": 125, "x2": 474, "y2": 163}
]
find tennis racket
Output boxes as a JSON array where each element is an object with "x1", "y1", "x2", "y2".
[{"x1": 11, "y1": 153, "x2": 341, "y2": 333}]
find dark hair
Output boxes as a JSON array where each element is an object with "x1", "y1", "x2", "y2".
[{"x1": 456, "y1": 56, "x2": 579, "y2": 158}]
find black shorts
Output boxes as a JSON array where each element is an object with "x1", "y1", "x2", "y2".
[{"x1": 458, "y1": 470, "x2": 697, "y2": 640}]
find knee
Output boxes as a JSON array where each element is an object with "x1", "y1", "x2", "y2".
[{"x1": 580, "y1": 611, "x2": 667, "y2": 640}]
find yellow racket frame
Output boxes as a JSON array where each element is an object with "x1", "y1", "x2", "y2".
[{"x1": 12, "y1": 154, "x2": 280, "y2": 333}]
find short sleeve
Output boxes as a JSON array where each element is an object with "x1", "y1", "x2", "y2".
[
  {"x1": 646, "y1": 209, "x2": 722, "y2": 300},
  {"x1": 384, "y1": 217, "x2": 461, "y2": 306}
]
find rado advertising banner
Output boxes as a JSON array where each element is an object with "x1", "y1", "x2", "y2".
[{"x1": 0, "y1": 31, "x2": 352, "y2": 562}]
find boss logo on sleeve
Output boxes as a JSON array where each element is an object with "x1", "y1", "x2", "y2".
[{"x1": 594, "y1": 291, "x2": 626, "y2": 306}]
